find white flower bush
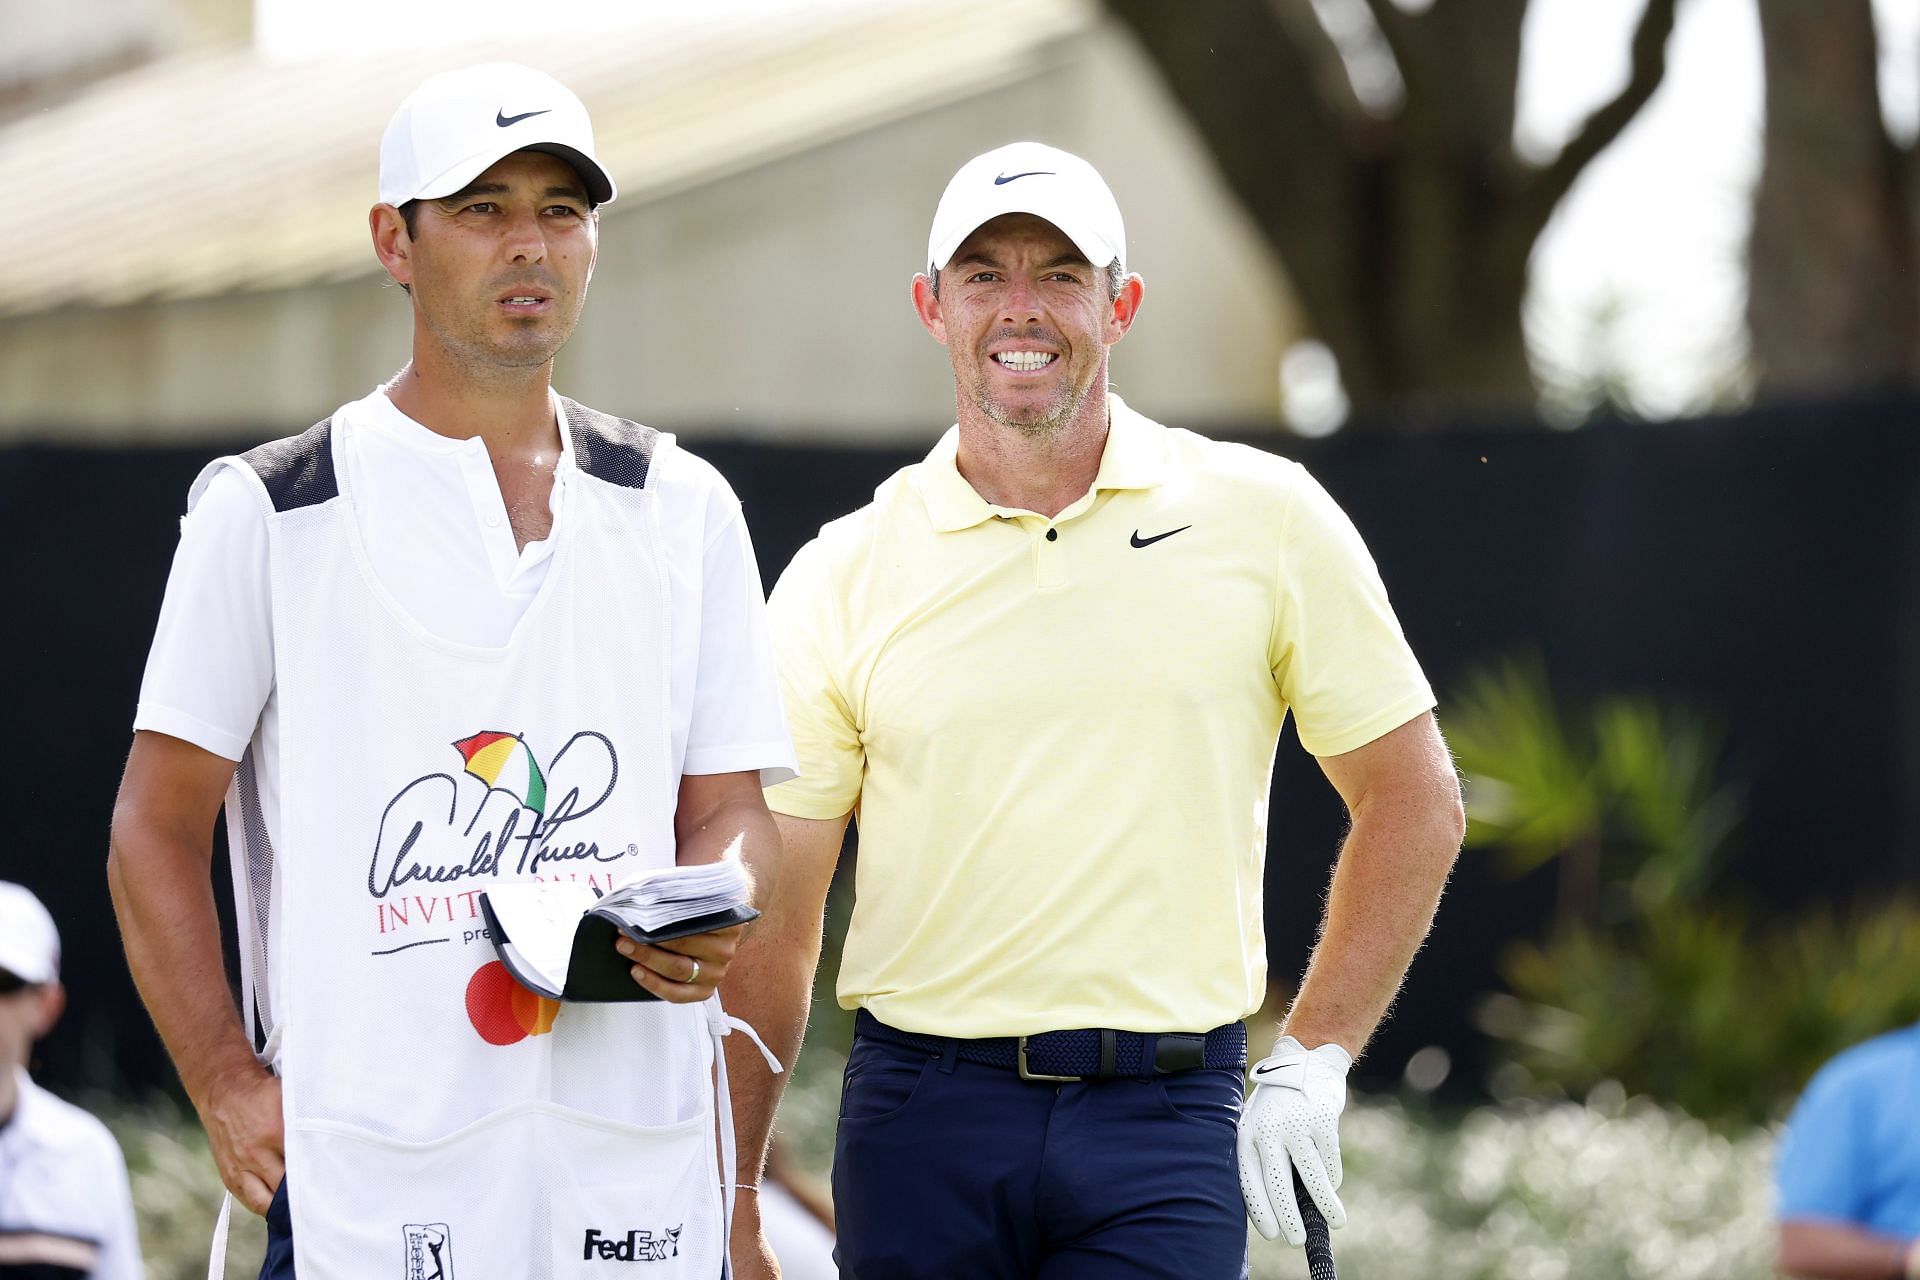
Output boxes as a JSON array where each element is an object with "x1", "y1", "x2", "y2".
[
  {"x1": 1248, "y1": 1096, "x2": 1776, "y2": 1280},
  {"x1": 108, "y1": 1079, "x2": 1776, "y2": 1280}
]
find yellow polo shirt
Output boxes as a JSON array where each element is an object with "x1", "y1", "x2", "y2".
[{"x1": 765, "y1": 395, "x2": 1434, "y2": 1038}]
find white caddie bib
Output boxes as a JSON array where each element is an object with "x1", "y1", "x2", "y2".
[{"x1": 209, "y1": 401, "x2": 730, "y2": 1280}]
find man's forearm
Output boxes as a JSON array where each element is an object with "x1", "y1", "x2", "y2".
[
  {"x1": 106, "y1": 827, "x2": 259, "y2": 1107},
  {"x1": 718, "y1": 810, "x2": 843, "y2": 1193},
  {"x1": 676, "y1": 794, "x2": 777, "y2": 872},
  {"x1": 721, "y1": 924, "x2": 821, "y2": 1185},
  {"x1": 1780, "y1": 1220, "x2": 1920, "y2": 1279},
  {"x1": 675, "y1": 780, "x2": 802, "y2": 1181},
  {"x1": 1281, "y1": 797, "x2": 1461, "y2": 1055}
]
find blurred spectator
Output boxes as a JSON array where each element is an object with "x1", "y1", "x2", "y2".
[
  {"x1": 1776, "y1": 1021, "x2": 1920, "y2": 1279},
  {"x1": 0, "y1": 882, "x2": 142, "y2": 1279}
]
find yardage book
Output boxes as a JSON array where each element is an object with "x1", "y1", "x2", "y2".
[{"x1": 478, "y1": 863, "x2": 759, "y2": 1002}]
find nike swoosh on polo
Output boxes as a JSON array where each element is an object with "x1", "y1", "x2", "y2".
[
  {"x1": 993, "y1": 170, "x2": 1054, "y2": 185},
  {"x1": 496, "y1": 108, "x2": 552, "y2": 127},
  {"x1": 1130, "y1": 526, "x2": 1191, "y2": 548}
]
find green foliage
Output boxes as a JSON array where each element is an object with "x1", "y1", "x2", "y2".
[
  {"x1": 1488, "y1": 898, "x2": 1920, "y2": 1125},
  {"x1": 97, "y1": 1093, "x2": 263, "y2": 1279},
  {"x1": 1449, "y1": 657, "x2": 1600, "y2": 875},
  {"x1": 1449, "y1": 656, "x2": 1741, "y2": 918},
  {"x1": 1453, "y1": 654, "x2": 1920, "y2": 1124}
]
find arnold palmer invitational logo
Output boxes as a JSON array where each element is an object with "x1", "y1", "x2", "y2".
[{"x1": 366, "y1": 729, "x2": 635, "y2": 947}]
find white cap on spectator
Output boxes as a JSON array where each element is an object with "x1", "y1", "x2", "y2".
[
  {"x1": 926, "y1": 141, "x2": 1124, "y2": 276},
  {"x1": 0, "y1": 882, "x2": 59, "y2": 985},
  {"x1": 379, "y1": 62, "x2": 616, "y2": 208}
]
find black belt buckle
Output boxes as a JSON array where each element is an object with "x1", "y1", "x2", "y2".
[
  {"x1": 1016, "y1": 1035, "x2": 1082, "y2": 1082},
  {"x1": 1153, "y1": 1033, "x2": 1206, "y2": 1074}
]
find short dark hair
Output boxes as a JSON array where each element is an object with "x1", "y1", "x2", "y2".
[{"x1": 394, "y1": 201, "x2": 421, "y2": 294}]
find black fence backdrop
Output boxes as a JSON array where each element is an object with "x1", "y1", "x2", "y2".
[{"x1": 5, "y1": 394, "x2": 1918, "y2": 1099}]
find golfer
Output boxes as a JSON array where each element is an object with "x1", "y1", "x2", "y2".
[
  {"x1": 108, "y1": 63, "x2": 794, "y2": 1279},
  {"x1": 722, "y1": 141, "x2": 1464, "y2": 1277}
]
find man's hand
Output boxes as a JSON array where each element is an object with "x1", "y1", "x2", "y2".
[
  {"x1": 617, "y1": 923, "x2": 746, "y2": 1003},
  {"x1": 200, "y1": 1061, "x2": 286, "y2": 1217},
  {"x1": 728, "y1": 1191, "x2": 781, "y2": 1280},
  {"x1": 1238, "y1": 1036, "x2": 1352, "y2": 1246}
]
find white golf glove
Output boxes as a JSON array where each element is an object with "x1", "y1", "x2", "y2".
[{"x1": 1237, "y1": 1035, "x2": 1353, "y2": 1246}]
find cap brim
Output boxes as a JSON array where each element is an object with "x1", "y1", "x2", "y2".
[
  {"x1": 930, "y1": 202, "x2": 1118, "y2": 274},
  {"x1": 0, "y1": 957, "x2": 51, "y2": 986},
  {"x1": 406, "y1": 142, "x2": 616, "y2": 208}
]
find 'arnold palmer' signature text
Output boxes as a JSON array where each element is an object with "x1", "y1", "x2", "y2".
[{"x1": 367, "y1": 731, "x2": 629, "y2": 899}]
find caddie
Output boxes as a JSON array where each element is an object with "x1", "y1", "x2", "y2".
[{"x1": 108, "y1": 62, "x2": 794, "y2": 1279}]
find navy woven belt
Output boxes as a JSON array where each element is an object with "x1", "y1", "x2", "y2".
[{"x1": 854, "y1": 1009, "x2": 1247, "y2": 1082}]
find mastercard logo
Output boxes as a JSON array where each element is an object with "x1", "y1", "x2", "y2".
[{"x1": 465, "y1": 961, "x2": 561, "y2": 1045}]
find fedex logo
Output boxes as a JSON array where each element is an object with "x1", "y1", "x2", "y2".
[{"x1": 581, "y1": 1226, "x2": 681, "y2": 1262}]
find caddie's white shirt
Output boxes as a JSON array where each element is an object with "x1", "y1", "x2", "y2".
[
  {"x1": 135, "y1": 384, "x2": 796, "y2": 837},
  {"x1": 0, "y1": 1070, "x2": 142, "y2": 1280}
]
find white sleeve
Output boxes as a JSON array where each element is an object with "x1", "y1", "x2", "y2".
[
  {"x1": 94, "y1": 1128, "x2": 143, "y2": 1280},
  {"x1": 683, "y1": 480, "x2": 797, "y2": 786},
  {"x1": 133, "y1": 463, "x2": 273, "y2": 762}
]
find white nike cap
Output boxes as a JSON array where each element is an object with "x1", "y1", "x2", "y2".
[
  {"x1": 926, "y1": 141, "x2": 1125, "y2": 277},
  {"x1": 379, "y1": 62, "x2": 616, "y2": 208},
  {"x1": 0, "y1": 882, "x2": 59, "y2": 986}
]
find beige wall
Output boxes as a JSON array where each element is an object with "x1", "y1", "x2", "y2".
[
  {"x1": 0, "y1": 283, "x2": 411, "y2": 446},
  {"x1": 0, "y1": 21, "x2": 1294, "y2": 447}
]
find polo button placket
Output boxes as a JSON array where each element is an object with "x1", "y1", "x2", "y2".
[{"x1": 1034, "y1": 521, "x2": 1067, "y2": 589}]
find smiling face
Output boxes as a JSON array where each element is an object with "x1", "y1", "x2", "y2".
[
  {"x1": 372, "y1": 150, "x2": 598, "y2": 377},
  {"x1": 915, "y1": 213, "x2": 1141, "y2": 439}
]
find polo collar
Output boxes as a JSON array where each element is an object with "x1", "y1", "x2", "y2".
[{"x1": 914, "y1": 393, "x2": 1167, "y2": 533}]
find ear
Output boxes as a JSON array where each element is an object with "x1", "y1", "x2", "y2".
[
  {"x1": 370, "y1": 204, "x2": 414, "y2": 288},
  {"x1": 1106, "y1": 273, "x2": 1145, "y2": 346},
  {"x1": 911, "y1": 272, "x2": 948, "y2": 345},
  {"x1": 29, "y1": 982, "x2": 64, "y2": 1041}
]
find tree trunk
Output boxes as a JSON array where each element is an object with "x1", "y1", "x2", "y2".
[
  {"x1": 1748, "y1": 0, "x2": 1919, "y2": 397},
  {"x1": 1105, "y1": 0, "x2": 1680, "y2": 430}
]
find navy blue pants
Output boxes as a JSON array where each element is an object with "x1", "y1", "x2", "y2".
[
  {"x1": 259, "y1": 1179, "x2": 295, "y2": 1280},
  {"x1": 831, "y1": 1028, "x2": 1250, "y2": 1279}
]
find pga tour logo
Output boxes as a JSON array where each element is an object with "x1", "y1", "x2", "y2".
[
  {"x1": 402, "y1": 1223, "x2": 453, "y2": 1279},
  {"x1": 583, "y1": 1225, "x2": 682, "y2": 1262}
]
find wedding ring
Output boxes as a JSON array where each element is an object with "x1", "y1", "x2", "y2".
[{"x1": 687, "y1": 959, "x2": 701, "y2": 985}]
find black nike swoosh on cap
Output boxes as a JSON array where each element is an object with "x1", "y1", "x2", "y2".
[
  {"x1": 496, "y1": 108, "x2": 552, "y2": 127},
  {"x1": 993, "y1": 170, "x2": 1055, "y2": 185}
]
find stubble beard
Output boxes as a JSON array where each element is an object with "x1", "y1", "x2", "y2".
[
  {"x1": 964, "y1": 363, "x2": 1097, "y2": 440},
  {"x1": 419, "y1": 286, "x2": 583, "y2": 378}
]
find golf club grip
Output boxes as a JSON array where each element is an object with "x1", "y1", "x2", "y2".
[{"x1": 1292, "y1": 1167, "x2": 1337, "y2": 1280}]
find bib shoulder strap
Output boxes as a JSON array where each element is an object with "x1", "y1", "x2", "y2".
[
  {"x1": 562, "y1": 397, "x2": 659, "y2": 491},
  {"x1": 240, "y1": 418, "x2": 337, "y2": 512}
]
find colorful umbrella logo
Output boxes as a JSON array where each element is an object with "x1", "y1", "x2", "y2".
[{"x1": 452, "y1": 730, "x2": 548, "y2": 816}]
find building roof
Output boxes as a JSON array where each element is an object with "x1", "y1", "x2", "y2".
[{"x1": 0, "y1": 0, "x2": 1092, "y2": 317}]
